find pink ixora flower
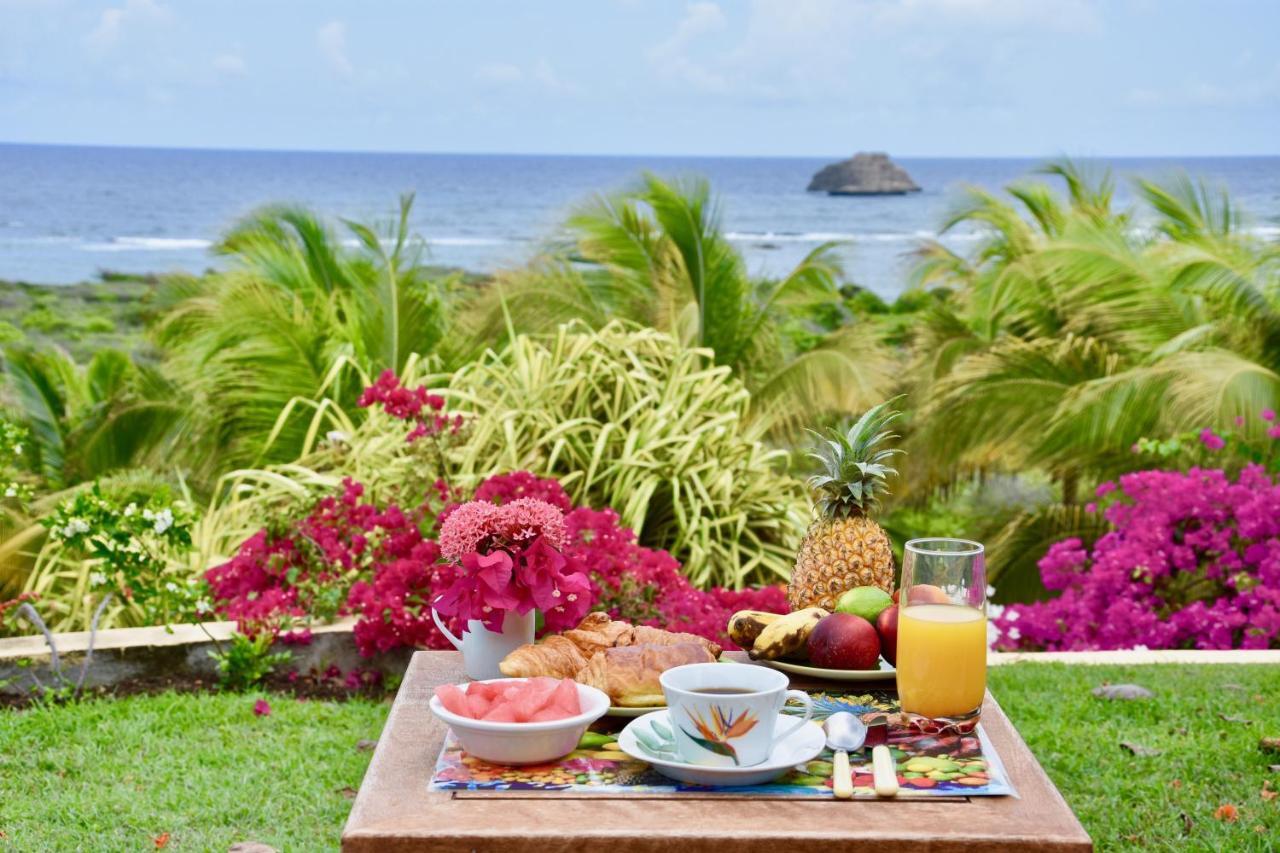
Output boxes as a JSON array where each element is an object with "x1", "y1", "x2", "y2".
[
  {"x1": 1269, "y1": 425, "x2": 1280, "y2": 440},
  {"x1": 437, "y1": 498, "x2": 567, "y2": 561},
  {"x1": 1263, "y1": 409, "x2": 1277, "y2": 422},
  {"x1": 253, "y1": 698, "x2": 271, "y2": 717},
  {"x1": 1199, "y1": 428, "x2": 1225, "y2": 451}
]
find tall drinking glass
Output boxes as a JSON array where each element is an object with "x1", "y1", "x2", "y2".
[{"x1": 895, "y1": 538, "x2": 987, "y2": 733}]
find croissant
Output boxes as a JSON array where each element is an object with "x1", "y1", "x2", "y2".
[
  {"x1": 574, "y1": 642, "x2": 715, "y2": 707},
  {"x1": 630, "y1": 624, "x2": 722, "y2": 659},
  {"x1": 562, "y1": 611, "x2": 634, "y2": 658},
  {"x1": 497, "y1": 634, "x2": 588, "y2": 679}
]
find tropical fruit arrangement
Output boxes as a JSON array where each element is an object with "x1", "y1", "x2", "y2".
[{"x1": 729, "y1": 401, "x2": 906, "y2": 670}]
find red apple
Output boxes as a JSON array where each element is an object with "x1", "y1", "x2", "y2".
[
  {"x1": 876, "y1": 604, "x2": 899, "y2": 666},
  {"x1": 907, "y1": 584, "x2": 950, "y2": 605},
  {"x1": 807, "y1": 613, "x2": 881, "y2": 670},
  {"x1": 891, "y1": 588, "x2": 900, "y2": 604}
]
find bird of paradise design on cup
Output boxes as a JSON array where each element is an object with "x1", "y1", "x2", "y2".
[{"x1": 679, "y1": 705, "x2": 760, "y2": 765}]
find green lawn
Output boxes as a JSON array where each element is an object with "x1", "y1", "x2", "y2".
[
  {"x1": 989, "y1": 663, "x2": 1280, "y2": 851},
  {"x1": 0, "y1": 663, "x2": 1276, "y2": 851}
]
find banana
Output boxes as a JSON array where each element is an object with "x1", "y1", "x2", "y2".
[
  {"x1": 748, "y1": 607, "x2": 828, "y2": 661},
  {"x1": 727, "y1": 610, "x2": 783, "y2": 648}
]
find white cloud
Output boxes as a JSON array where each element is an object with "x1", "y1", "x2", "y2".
[
  {"x1": 317, "y1": 20, "x2": 353, "y2": 76},
  {"x1": 648, "y1": 1, "x2": 729, "y2": 92},
  {"x1": 212, "y1": 53, "x2": 246, "y2": 76},
  {"x1": 474, "y1": 58, "x2": 578, "y2": 94},
  {"x1": 85, "y1": 0, "x2": 170, "y2": 51},
  {"x1": 476, "y1": 62, "x2": 523, "y2": 84}
]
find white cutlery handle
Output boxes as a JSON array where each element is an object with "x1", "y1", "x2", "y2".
[
  {"x1": 832, "y1": 748, "x2": 854, "y2": 799},
  {"x1": 871, "y1": 744, "x2": 898, "y2": 797}
]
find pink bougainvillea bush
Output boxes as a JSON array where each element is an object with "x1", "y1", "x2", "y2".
[
  {"x1": 206, "y1": 473, "x2": 788, "y2": 656},
  {"x1": 207, "y1": 372, "x2": 788, "y2": 655},
  {"x1": 993, "y1": 465, "x2": 1280, "y2": 651}
]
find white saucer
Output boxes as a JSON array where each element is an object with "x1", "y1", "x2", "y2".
[
  {"x1": 617, "y1": 710, "x2": 825, "y2": 786},
  {"x1": 758, "y1": 657, "x2": 895, "y2": 681}
]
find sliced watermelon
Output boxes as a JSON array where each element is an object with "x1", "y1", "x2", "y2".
[
  {"x1": 547, "y1": 677, "x2": 582, "y2": 717},
  {"x1": 434, "y1": 684, "x2": 471, "y2": 717},
  {"x1": 465, "y1": 692, "x2": 494, "y2": 719},
  {"x1": 481, "y1": 702, "x2": 520, "y2": 722},
  {"x1": 510, "y1": 677, "x2": 561, "y2": 721}
]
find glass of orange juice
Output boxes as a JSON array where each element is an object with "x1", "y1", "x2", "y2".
[{"x1": 896, "y1": 538, "x2": 987, "y2": 734}]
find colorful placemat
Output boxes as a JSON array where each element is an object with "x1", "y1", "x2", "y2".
[{"x1": 428, "y1": 688, "x2": 1017, "y2": 799}]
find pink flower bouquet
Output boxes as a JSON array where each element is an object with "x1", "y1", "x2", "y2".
[{"x1": 431, "y1": 498, "x2": 593, "y2": 632}]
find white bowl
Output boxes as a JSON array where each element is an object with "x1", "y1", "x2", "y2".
[{"x1": 428, "y1": 679, "x2": 611, "y2": 765}]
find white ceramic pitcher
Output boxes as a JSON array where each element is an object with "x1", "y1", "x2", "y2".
[{"x1": 432, "y1": 608, "x2": 535, "y2": 680}]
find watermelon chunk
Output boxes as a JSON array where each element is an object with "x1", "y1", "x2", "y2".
[
  {"x1": 510, "y1": 677, "x2": 561, "y2": 722},
  {"x1": 547, "y1": 677, "x2": 582, "y2": 717},
  {"x1": 481, "y1": 702, "x2": 520, "y2": 722},
  {"x1": 465, "y1": 692, "x2": 494, "y2": 719},
  {"x1": 434, "y1": 684, "x2": 470, "y2": 717}
]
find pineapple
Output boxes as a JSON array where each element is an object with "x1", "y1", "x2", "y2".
[{"x1": 787, "y1": 400, "x2": 902, "y2": 611}]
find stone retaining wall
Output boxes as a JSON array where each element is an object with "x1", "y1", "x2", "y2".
[
  {"x1": 2, "y1": 622, "x2": 1276, "y2": 695},
  {"x1": 0, "y1": 620, "x2": 411, "y2": 695}
]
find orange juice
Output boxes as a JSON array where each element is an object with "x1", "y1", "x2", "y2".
[{"x1": 896, "y1": 604, "x2": 987, "y2": 719}]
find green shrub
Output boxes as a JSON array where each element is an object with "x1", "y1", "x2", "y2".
[
  {"x1": 443, "y1": 322, "x2": 808, "y2": 587},
  {"x1": 79, "y1": 316, "x2": 115, "y2": 334},
  {"x1": 0, "y1": 322, "x2": 21, "y2": 345},
  {"x1": 20, "y1": 307, "x2": 69, "y2": 333},
  {"x1": 191, "y1": 322, "x2": 809, "y2": 591}
]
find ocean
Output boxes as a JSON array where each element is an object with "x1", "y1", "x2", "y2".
[{"x1": 2, "y1": 144, "x2": 1278, "y2": 297}]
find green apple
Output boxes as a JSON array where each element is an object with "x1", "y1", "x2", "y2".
[{"x1": 834, "y1": 586, "x2": 894, "y2": 623}]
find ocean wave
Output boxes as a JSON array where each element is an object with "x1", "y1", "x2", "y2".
[
  {"x1": 428, "y1": 236, "x2": 518, "y2": 247},
  {"x1": 725, "y1": 230, "x2": 984, "y2": 244},
  {"x1": 80, "y1": 236, "x2": 213, "y2": 252}
]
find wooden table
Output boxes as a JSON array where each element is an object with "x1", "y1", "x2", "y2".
[{"x1": 343, "y1": 651, "x2": 1092, "y2": 852}]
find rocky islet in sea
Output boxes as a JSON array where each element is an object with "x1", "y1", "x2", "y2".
[{"x1": 807, "y1": 152, "x2": 922, "y2": 196}]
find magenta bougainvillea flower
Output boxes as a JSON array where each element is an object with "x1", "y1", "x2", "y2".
[{"x1": 994, "y1": 465, "x2": 1280, "y2": 652}]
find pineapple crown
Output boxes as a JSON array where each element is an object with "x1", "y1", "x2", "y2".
[{"x1": 805, "y1": 398, "x2": 904, "y2": 519}]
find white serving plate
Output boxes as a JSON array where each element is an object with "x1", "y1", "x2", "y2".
[
  {"x1": 617, "y1": 710, "x2": 825, "y2": 786},
  {"x1": 757, "y1": 657, "x2": 896, "y2": 681}
]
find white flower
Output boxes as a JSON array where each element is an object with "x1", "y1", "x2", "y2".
[
  {"x1": 165, "y1": 582, "x2": 179, "y2": 593},
  {"x1": 12, "y1": 444, "x2": 21, "y2": 456},
  {"x1": 89, "y1": 572, "x2": 107, "y2": 587},
  {"x1": 3, "y1": 486, "x2": 15, "y2": 498},
  {"x1": 326, "y1": 430, "x2": 350, "y2": 444},
  {"x1": 194, "y1": 598, "x2": 212, "y2": 613},
  {"x1": 142, "y1": 508, "x2": 155, "y2": 521},
  {"x1": 1005, "y1": 609, "x2": 1019, "y2": 622},
  {"x1": 61, "y1": 518, "x2": 91, "y2": 538},
  {"x1": 124, "y1": 503, "x2": 137, "y2": 517},
  {"x1": 985, "y1": 584, "x2": 997, "y2": 598},
  {"x1": 153, "y1": 508, "x2": 174, "y2": 534},
  {"x1": 1007, "y1": 627, "x2": 1021, "y2": 641}
]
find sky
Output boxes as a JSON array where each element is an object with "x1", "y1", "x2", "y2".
[{"x1": 0, "y1": 0, "x2": 1277, "y2": 157}]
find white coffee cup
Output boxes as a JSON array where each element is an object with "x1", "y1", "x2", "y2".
[{"x1": 659, "y1": 662, "x2": 814, "y2": 767}]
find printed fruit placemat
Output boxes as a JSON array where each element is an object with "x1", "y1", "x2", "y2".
[{"x1": 428, "y1": 689, "x2": 1016, "y2": 798}]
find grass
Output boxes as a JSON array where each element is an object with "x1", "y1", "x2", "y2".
[
  {"x1": 989, "y1": 663, "x2": 1280, "y2": 851},
  {"x1": 0, "y1": 663, "x2": 1276, "y2": 850},
  {"x1": 0, "y1": 691, "x2": 389, "y2": 850}
]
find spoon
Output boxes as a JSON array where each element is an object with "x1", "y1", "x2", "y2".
[
  {"x1": 824, "y1": 712, "x2": 865, "y2": 799},
  {"x1": 824, "y1": 712, "x2": 900, "y2": 799}
]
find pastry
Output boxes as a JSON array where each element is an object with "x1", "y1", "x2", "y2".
[
  {"x1": 574, "y1": 642, "x2": 715, "y2": 707},
  {"x1": 562, "y1": 611, "x2": 635, "y2": 658},
  {"x1": 497, "y1": 634, "x2": 589, "y2": 679},
  {"x1": 630, "y1": 624, "x2": 722, "y2": 659}
]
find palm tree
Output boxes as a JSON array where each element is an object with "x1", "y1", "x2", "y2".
[
  {"x1": 458, "y1": 173, "x2": 893, "y2": 434},
  {"x1": 153, "y1": 195, "x2": 458, "y2": 473},
  {"x1": 902, "y1": 160, "x2": 1280, "y2": 594},
  {"x1": 0, "y1": 346, "x2": 182, "y2": 488}
]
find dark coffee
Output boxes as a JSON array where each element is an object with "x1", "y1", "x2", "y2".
[{"x1": 690, "y1": 687, "x2": 754, "y2": 695}]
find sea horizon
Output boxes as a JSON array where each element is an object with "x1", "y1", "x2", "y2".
[{"x1": 3, "y1": 142, "x2": 1278, "y2": 294}]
